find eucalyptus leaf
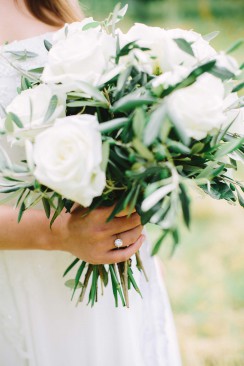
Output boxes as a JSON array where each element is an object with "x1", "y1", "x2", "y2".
[
  {"x1": 112, "y1": 89, "x2": 155, "y2": 112},
  {"x1": 5, "y1": 49, "x2": 38, "y2": 61},
  {"x1": 143, "y1": 105, "x2": 166, "y2": 146},
  {"x1": 99, "y1": 118, "x2": 129, "y2": 132},
  {"x1": 101, "y1": 140, "x2": 110, "y2": 171},
  {"x1": 44, "y1": 39, "x2": 52, "y2": 51},
  {"x1": 209, "y1": 65, "x2": 235, "y2": 81},
  {"x1": 232, "y1": 82, "x2": 244, "y2": 93},
  {"x1": 174, "y1": 38, "x2": 194, "y2": 57},
  {"x1": 133, "y1": 108, "x2": 146, "y2": 139},
  {"x1": 75, "y1": 81, "x2": 108, "y2": 104},
  {"x1": 42, "y1": 197, "x2": 51, "y2": 218},
  {"x1": 65, "y1": 279, "x2": 83, "y2": 289},
  {"x1": 226, "y1": 39, "x2": 244, "y2": 54},
  {"x1": 43, "y1": 95, "x2": 58, "y2": 123},
  {"x1": 133, "y1": 138, "x2": 154, "y2": 161},
  {"x1": 215, "y1": 138, "x2": 244, "y2": 159},
  {"x1": 151, "y1": 231, "x2": 169, "y2": 256},
  {"x1": 71, "y1": 261, "x2": 87, "y2": 300},
  {"x1": 4, "y1": 114, "x2": 14, "y2": 133},
  {"x1": 8, "y1": 112, "x2": 24, "y2": 128},
  {"x1": 203, "y1": 31, "x2": 220, "y2": 42},
  {"x1": 82, "y1": 21, "x2": 100, "y2": 31}
]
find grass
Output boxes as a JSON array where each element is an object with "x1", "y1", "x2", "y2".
[{"x1": 147, "y1": 196, "x2": 244, "y2": 366}]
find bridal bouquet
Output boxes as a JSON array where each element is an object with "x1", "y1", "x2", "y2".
[{"x1": 0, "y1": 4, "x2": 243, "y2": 307}]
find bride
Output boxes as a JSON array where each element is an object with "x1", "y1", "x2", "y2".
[{"x1": 0, "y1": 0, "x2": 182, "y2": 365}]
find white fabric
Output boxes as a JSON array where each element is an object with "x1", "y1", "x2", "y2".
[{"x1": 0, "y1": 33, "x2": 182, "y2": 366}]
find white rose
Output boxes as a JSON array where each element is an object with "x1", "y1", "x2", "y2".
[
  {"x1": 124, "y1": 24, "x2": 216, "y2": 75},
  {"x1": 33, "y1": 115, "x2": 106, "y2": 207},
  {"x1": 41, "y1": 29, "x2": 117, "y2": 87},
  {"x1": 152, "y1": 66, "x2": 190, "y2": 90},
  {"x1": 125, "y1": 23, "x2": 188, "y2": 74},
  {"x1": 223, "y1": 93, "x2": 244, "y2": 136},
  {"x1": 4, "y1": 84, "x2": 65, "y2": 145},
  {"x1": 165, "y1": 74, "x2": 227, "y2": 140},
  {"x1": 53, "y1": 18, "x2": 101, "y2": 43},
  {"x1": 167, "y1": 28, "x2": 216, "y2": 62}
]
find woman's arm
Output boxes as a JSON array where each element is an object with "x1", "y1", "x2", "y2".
[
  {"x1": 0, "y1": 205, "x2": 58, "y2": 251},
  {"x1": 0, "y1": 205, "x2": 144, "y2": 264}
]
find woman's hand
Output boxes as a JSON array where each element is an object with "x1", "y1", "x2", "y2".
[{"x1": 53, "y1": 205, "x2": 145, "y2": 264}]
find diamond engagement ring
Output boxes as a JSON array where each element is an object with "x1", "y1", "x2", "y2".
[{"x1": 114, "y1": 237, "x2": 123, "y2": 248}]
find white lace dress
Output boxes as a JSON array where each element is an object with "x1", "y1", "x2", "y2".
[{"x1": 0, "y1": 33, "x2": 182, "y2": 366}]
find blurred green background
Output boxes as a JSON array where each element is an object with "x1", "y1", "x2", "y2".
[{"x1": 80, "y1": 1, "x2": 244, "y2": 365}]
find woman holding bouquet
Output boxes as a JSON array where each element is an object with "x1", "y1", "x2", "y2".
[{"x1": 0, "y1": 0, "x2": 182, "y2": 365}]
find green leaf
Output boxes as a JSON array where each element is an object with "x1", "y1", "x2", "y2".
[
  {"x1": 232, "y1": 82, "x2": 244, "y2": 93},
  {"x1": 133, "y1": 108, "x2": 146, "y2": 139},
  {"x1": 203, "y1": 31, "x2": 220, "y2": 42},
  {"x1": 65, "y1": 279, "x2": 82, "y2": 289},
  {"x1": 116, "y1": 66, "x2": 132, "y2": 93},
  {"x1": 112, "y1": 96, "x2": 155, "y2": 113},
  {"x1": 88, "y1": 265, "x2": 99, "y2": 306},
  {"x1": 170, "y1": 229, "x2": 180, "y2": 256},
  {"x1": 8, "y1": 112, "x2": 24, "y2": 128},
  {"x1": 109, "y1": 265, "x2": 118, "y2": 307},
  {"x1": 82, "y1": 21, "x2": 100, "y2": 31},
  {"x1": 109, "y1": 265, "x2": 126, "y2": 306},
  {"x1": 21, "y1": 76, "x2": 32, "y2": 91},
  {"x1": 42, "y1": 197, "x2": 51, "y2": 218},
  {"x1": 179, "y1": 183, "x2": 191, "y2": 228},
  {"x1": 101, "y1": 140, "x2": 110, "y2": 171},
  {"x1": 144, "y1": 105, "x2": 166, "y2": 146},
  {"x1": 127, "y1": 267, "x2": 142, "y2": 298},
  {"x1": 133, "y1": 138, "x2": 154, "y2": 161},
  {"x1": 127, "y1": 184, "x2": 141, "y2": 215},
  {"x1": 99, "y1": 118, "x2": 129, "y2": 132},
  {"x1": 67, "y1": 101, "x2": 108, "y2": 108},
  {"x1": 4, "y1": 114, "x2": 14, "y2": 133},
  {"x1": 29, "y1": 67, "x2": 44, "y2": 74},
  {"x1": 71, "y1": 261, "x2": 86, "y2": 300},
  {"x1": 226, "y1": 39, "x2": 244, "y2": 54},
  {"x1": 168, "y1": 141, "x2": 191, "y2": 154},
  {"x1": 191, "y1": 142, "x2": 204, "y2": 154},
  {"x1": 236, "y1": 189, "x2": 244, "y2": 208},
  {"x1": 63, "y1": 258, "x2": 80, "y2": 277},
  {"x1": 44, "y1": 39, "x2": 52, "y2": 51},
  {"x1": 106, "y1": 191, "x2": 128, "y2": 222},
  {"x1": 18, "y1": 201, "x2": 26, "y2": 222},
  {"x1": 151, "y1": 231, "x2": 169, "y2": 256},
  {"x1": 98, "y1": 265, "x2": 109, "y2": 287},
  {"x1": 75, "y1": 81, "x2": 108, "y2": 104},
  {"x1": 5, "y1": 49, "x2": 38, "y2": 61},
  {"x1": 43, "y1": 95, "x2": 58, "y2": 123},
  {"x1": 174, "y1": 38, "x2": 194, "y2": 57},
  {"x1": 215, "y1": 138, "x2": 244, "y2": 159},
  {"x1": 210, "y1": 65, "x2": 234, "y2": 81},
  {"x1": 50, "y1": 197, "x2": 65, "y2": 227}
]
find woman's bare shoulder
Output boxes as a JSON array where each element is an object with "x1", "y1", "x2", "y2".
[{"x1": 0, "y1": 2, "x2": 60, "y2": 45}]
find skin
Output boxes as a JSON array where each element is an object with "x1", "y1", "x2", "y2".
[{"x1": 0, "y1": 0, "x2": 144, "y2": 263}]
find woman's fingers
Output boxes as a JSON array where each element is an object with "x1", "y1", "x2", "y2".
[
  {"x1": 108, "y1": 212, "x2": 141, "y2": 234},
  {"x1": 115, "y1": 207, "x2": 136, "y2": 217},
  {"x1": 107, "y1": 234, "x2": 145, "y2": 264},
  {"x1": 111, "y1": 225, "x2": 143, "y2": 249}
]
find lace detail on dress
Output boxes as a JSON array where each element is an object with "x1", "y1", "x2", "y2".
[{"x1": 0, "y1": 33, "x2": 53, "y2": 117}]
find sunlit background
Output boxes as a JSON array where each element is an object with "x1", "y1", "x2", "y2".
[{"x1": 80, "y1": 1, "x2": 244, "y2": 365}]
